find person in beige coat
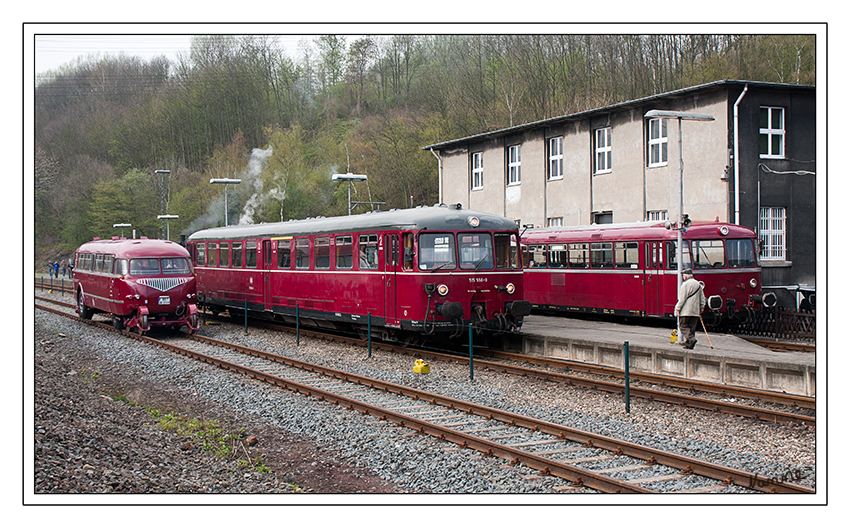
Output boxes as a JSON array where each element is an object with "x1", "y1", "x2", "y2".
[{"x1": 674, "y1": 269, "x2": 706, "y2": 349}]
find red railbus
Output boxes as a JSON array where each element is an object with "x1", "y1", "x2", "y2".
[
  {"x1": 186, "y1": 205, "x2": 531, "y2": 341},
  {"x1": 73, "y1": 237, "x2": 200, "y2": 333},
  {"x1": 521, "y1": 221, "x2": 775, "y2": 323}
]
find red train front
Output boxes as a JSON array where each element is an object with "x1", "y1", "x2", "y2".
[
  {"x1": 73, "y1": 237, "x2": 200, "y2": 333},
  {"x1": 521, "y1": 221, "x2": 775, "y2": 324},
  {"x1": 186, "y1": 205, "x2": 531, "y2": 341}
]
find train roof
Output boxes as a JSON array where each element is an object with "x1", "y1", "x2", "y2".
[
  {"x1": 186, "y1": 204, "x2": 520, "y2": 242},
  {"x1": 522, "y1": 221, "x2": 757, "y2": 243},
  {"x1": 75, "y1": 237, "x2": 191, "y2": 259}
]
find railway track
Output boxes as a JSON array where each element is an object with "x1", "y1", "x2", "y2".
[
  {"x1": 34, "y1": 293, "x2": 815, "y2": 426},
  {"x1": 34, "y1": 298, "x2": 814, "y2": 494}
]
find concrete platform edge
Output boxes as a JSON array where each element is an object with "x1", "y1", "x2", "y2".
[{"x1": 521, "y1": 335, "x2": 815, "y2": 397}]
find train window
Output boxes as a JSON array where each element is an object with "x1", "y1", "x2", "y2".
[
  {"x1": 527, "y1": 244, "x2": 547, "y2": 268},
  {"x1": 548, "y1": 244, "x2": 568, "y2": 269},
  {"x1": 418, "y1": 233, "x2": 456, "y2": 270},
  {"x1": 162, "y1": 258, "x2": 191, "y2": 274},
  {"x1": 727, "y1": 239, "x2": 756, "y2": 268},
  {"x1": 103, "y1": 254, "x2": 114, "y2": 275},
  {"x1": 666, "y1": 241, "x2": 693, "y2": 270},
  {"x1": 295, "y1": 239, "x2": 310, "y2": 269},
  {"x1": 358, "y1": 234, "x2": 379, "y2": 269},
  {"x1": 196, "y1": 244, "x2": 206, "y2": 266},
  {"x1": 115, "y1": 259, "x2": 129, "y2": 276},
  {"x1": 315, "y1": 237, "x2": 330, "y2": 269},
  {"x1": 246, "y1": 241, "x2": 258, "y2": 268},
  {"x1": 568, "y1": 243, "x2": 589, "y2": 268},
  {"x1": 614, "y1": 242, "x2": 639, "y2": 269},
  {"x1": 219, "y1": 242, "x2": 229, "y2": 268},
  {"x1": 94, "y1": 254, "x2": 104, "y2": 272},
  {"x1": 494, "y1": 233, "x2": 520, "y2": 269},
  {"x1": 692, "y1": 240, "x2": 725, "y2": 269},
  {"x1": 208, "y1": 242, "x2": 218, "y2": 267},
  {"x1": 403, "y1": 233, "x2": 414, "y2": 270},
  {"x1": 459, "y1": 233, "x2": 494, "y2": 270},
  {"x1": 232, "y1": 242, "x2": 243, "y2": 267},
  {"x1": 129, "y1": 258, "x2": 160, "y2": 276},
  {"x1": 277, "y1": 240, "x2": 291, "y2": 269},
  {"x1": 336, "y1": 236, "x2": 353, "y2": 269},
  {"x1": 590, "y1": 242, "x2": 614, "y2": 268}
]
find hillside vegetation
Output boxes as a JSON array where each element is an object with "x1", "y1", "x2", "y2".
[{"x1": 34, "y1": 34, "x2": 815, "y2": 265}]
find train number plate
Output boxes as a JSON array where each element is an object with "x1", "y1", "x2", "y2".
[{"x1": 158, "y1": 296, "x2": 170, "y2": 305}]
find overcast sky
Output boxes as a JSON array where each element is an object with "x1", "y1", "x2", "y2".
[{"x1": 33, "y1": 33, "x2": 331, "y2": 75}]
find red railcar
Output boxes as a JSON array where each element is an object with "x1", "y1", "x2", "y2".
[
  {"x1": 521, "y1": 221, "x2": 775, "y2": 323},
  {"x1": 73, "y1": 237, "x2": 200, "y2": 333},
  {"x1": 186, "y1": 205, "x2": 531, "y2": 341}
]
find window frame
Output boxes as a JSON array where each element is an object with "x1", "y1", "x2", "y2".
[
  {"x1": 759, "y1": 206, "x2": 787, "y2": 260},
  {"x1": 295, "y1": 238, "x2": 310, "y2": 269},
  {"x1": 277, "y1": 239, "x2": 291, "y2": 269},
  {"x1": 471, "y1": 151, "x2": 484, "y2": 190},
  {"x1": 647, "y1": 117, "x2": 668, "y2": 167},
  {"x1": 245, "y1": 240, "x2": 257, "y2": 268},
  {"x1": 548, "y1": 137, "x2": 564, "y2": 180},
  {"x1": 594, "y1": 127, "x2": 612, "y2": 174},
  {"x1": 759, "y1": 106, "x2": 785, "y2": 159},
  {"x1": 335, "y1": 235, "x2": 354, "y2": 269},
  {"x1": 507, "y1": 144, "x2": 522, "y2": 185},
  {"x1": 314, "y1": 237, "x2": 330, "y2": 269}
]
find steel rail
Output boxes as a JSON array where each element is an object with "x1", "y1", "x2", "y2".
[
  {"x1": 182, "y1": 334, "x2": 813, "y2": 493},
  {"x1": 35, "y1": 296, "x2": 815, "y2": 424},
  {"x1": 35, "y1": 301, "x2": 815, "y2": 493}
]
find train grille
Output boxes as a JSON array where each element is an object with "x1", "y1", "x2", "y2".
[{"x1": 136, "y1": 277, "x2": 191, "y2": 292}]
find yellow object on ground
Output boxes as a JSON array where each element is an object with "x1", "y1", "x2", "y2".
[
  {"x1": 670, "y1": 329, "x2": 678, "y2": 344},
  {"x1": 413, "y1": 359, "x2": 430, "y2": 374}
]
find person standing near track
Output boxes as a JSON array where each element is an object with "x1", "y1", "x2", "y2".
[{"x1": 674, "y1": 268, "x2": 706, "y2": 349}]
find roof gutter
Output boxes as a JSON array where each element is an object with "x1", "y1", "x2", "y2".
[
  {"x1": 733, "y1": 84, "x2": 748, "y2": 225},
  {"x1": 430, "y1": 147, "x2": 443, "y2": 205}
]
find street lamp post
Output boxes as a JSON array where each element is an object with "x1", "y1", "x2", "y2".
[
  {"x1": 157, "y1": 214, "x2": 179, "y2": 241},
  {"x1": 209, "y1": 178, "x2": 242, "y2": 226},
  {"x1": 332, "y1": 173, "x2": 368, "y2": 215},
  {"x1": 644, "y1": 110, "x2": 714, "y2": 293},
  {"x1": 113, "y1": 223, "x2": 131, "y2": 238},
  {"x1": 155, "y1": 170, "x2": 171, "y2": 239}
]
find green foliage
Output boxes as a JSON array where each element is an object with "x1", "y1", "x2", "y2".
[{"x1": 34, "y1": 34, "x2": 817, "y2": 267}]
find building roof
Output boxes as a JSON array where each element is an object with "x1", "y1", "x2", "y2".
[{"x1": 422, "y1": 79, "x2": 814, "y2": 151}]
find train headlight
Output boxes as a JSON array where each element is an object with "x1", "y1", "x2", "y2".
[
  {"x1": 505, "y1": 282, "x2": 516, "y2": 295},
  {"x1": 437, "y1": 284, "x2": 449, "y2": 296},
  {"x1": 467, "y1": 216, "x2": 480, "y2": 228},
  {"x1": 750, "y1": 278, "x2": 758, "y2": 289}
]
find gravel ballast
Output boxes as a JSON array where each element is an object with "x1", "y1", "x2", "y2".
[{"x1": 31, "y1": 304, "x2": 816, "y2": 500}]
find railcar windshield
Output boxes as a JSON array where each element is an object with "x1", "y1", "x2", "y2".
[
  {"x1": 458, "y1": 233, "x2": 494, "y2": 269},
  {"x1": 419, "y1": 233, "x2": 456, "y2": 270},
  {"x1": 162, "y1": 258, "x2": 192, "y2": 275},
  {"x1": 692, "y1": 240, "x2": 725, "y2": 269},
  {"x1": 726, "y1": 239, "x2": 757, "y2": 268},
  {"x1": 129, "y1": 258, "x2": 161, "y2": 276}
]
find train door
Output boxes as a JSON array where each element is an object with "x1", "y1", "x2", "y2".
[
  {"x1": 645, "y1": 241, "x2": 664, "y2": 316},
  {"x1": 384, "y1": 233, "x2": 400, "y2": 326},
  {"x1": 262, "y1": 240, "x2": 273, "y2": 311}
]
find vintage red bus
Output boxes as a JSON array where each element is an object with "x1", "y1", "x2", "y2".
[
  {"x1": 521, "y1": 221, "x2": 775, "y2": 323},
  {"x1": 73, "y1": 237, "x2": 200, "y2": 333},
  {"x1": 186, "y1": 204, "x2": 531, "y2": 341}
]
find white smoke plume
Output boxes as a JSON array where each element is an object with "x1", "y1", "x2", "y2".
[{"x1": 238, "y1": 146, "x2": 274, "y2": 225}]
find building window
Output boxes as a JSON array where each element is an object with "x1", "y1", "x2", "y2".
[
  {"x1": 760, "y1": 107, "x2": 785, "y2": 159},
  {"x1": 471, "y1": 152, "x2": 484, "y2": 190},
  {"x1": 507, "y1": 144, "x2": 521, "y2": 185},
  {"x1": 548, "y1": 137, "x2": 563, "y2": 180},
  {"x1": 760, "y1": 206, "x2": 786, "y2": 260},
  {"x1": 647, "y1": 118, "x2": 668, "y2": 167},
  {"x1": 594, "y1": 127, "x2": 612, "y2": 174},
  {"x1": 647, "y1": 210, "x2": 668, "y2": 221},
  {"x1": 594, "y1": 212, "x2": 613, "y2": 224},
  {"x1": 547, "y1": 217, "x2": 563, "y2": 227}
]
